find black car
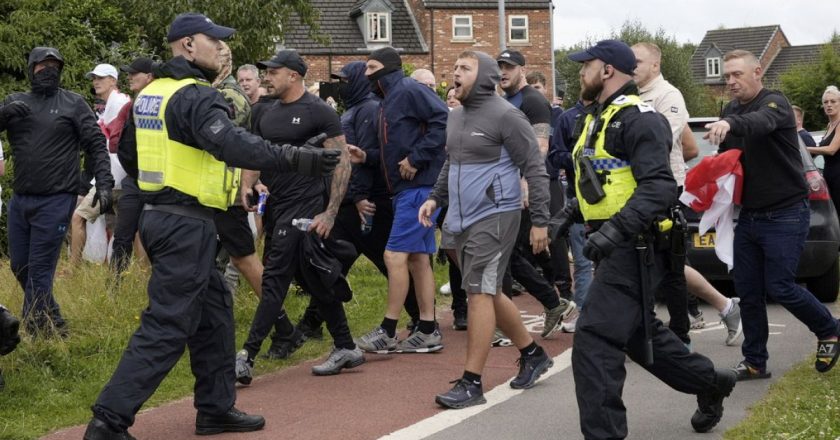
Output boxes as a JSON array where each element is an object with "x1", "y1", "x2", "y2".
[{"x1": 684, "y1": 118, "x2": 840, "y2": 302}]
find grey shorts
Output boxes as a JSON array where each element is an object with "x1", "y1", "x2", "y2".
[{"x1": 454, "y1": 210, "x2": 520, "y2": 294}]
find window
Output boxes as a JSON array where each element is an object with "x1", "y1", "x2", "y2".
[
  {"x1": 509, "y1": 15, "x2": 528, "y2": 42},
  {"x1": 452, "y1": 15, "x2": 472, "y2": 40},
  {"x1": 367, "y1": 12, "x2": 390, "y2": 42},
  {"x1": 706, "y1": 57, "x2": 721, "y2": 77}
]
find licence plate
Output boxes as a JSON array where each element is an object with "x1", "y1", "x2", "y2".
[{"x1": 693, "y1": 232, "x2": 716, "y2": 248}]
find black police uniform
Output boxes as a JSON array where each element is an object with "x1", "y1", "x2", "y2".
[
  {"x1": 91, "y1": 56, "x2": 327, "y2": 432},
  {"x1": 572, "y1": 82, "x2": 720, "y2": 439}
]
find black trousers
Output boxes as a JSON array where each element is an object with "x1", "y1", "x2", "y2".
[
  {"x1": 245, "y1": 218, "x2": 354, "y2": 356},
  {"x1": 548, "y1": 179, "x2": 573, "y2": 298},
  {"x1": 110, "y1": 177, "x2": 143, "y2": 274},
  {"x1": 572, "y1": 243, "x2": 716, "y2": 440},
  {"x1": 656, "y1": 204, "x2": 690, "y2": 344},
  {"x1": 297, "y1": 196, "x2": 421, "y2": 330},
  {"x1": 506, "y1": 209, "x2": 561, "y2": 310},
  {"x1": 93, "y1": 209, "x2": 235, "y2": 431}
]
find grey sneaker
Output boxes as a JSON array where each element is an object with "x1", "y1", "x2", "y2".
[
  {"x1": 311, "y1": 346, "x2": 366, "y2": 376},
  {"x1": 397, "y1": 328, "x2": 443, "y2": 353},
  {"x1": 542, "y1": 300, "x2": 576, "y2": 338},
  {"x1": 721, "y1": 298, "x2": 743, "y2": 346},
  {"x1": 560, "y1": 309, "x2": 579, "y2": 333},
  {"x1": 235, "y1": 349, "x2": 253, "y2": 385},
  {"x1": 491, "y1": 328, "x2": 512, "y2": 347},
  {"x1": 354, "y1": 326, "x2": 398, "y2": 354},
  {"x1": 689, "y1": 310, "x2": 706, "y2": 329}
]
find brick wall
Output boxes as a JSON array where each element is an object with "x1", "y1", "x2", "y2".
[{"x1": 760, "y1": 30, "x2": 789, "y2": 71}]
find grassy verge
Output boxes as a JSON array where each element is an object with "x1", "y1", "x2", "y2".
[{"x1": 0, "y1": 254, "x2": 450, "y2": 440}]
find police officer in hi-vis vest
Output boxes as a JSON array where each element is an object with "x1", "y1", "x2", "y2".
[
  {"x1": 566, "y1": 40, "x2": 736, "y2": 439},
  {"x1": 84, "y1": 13, "x2": 339, "y2": 440}
]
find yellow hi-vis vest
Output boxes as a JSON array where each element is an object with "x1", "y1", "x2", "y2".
[
  {"x1": 134, "y1": 78, "x2": 240, "y2": 210},
  {"x1": 573, "y1": 94, "x2": 652, "y2": 221}
]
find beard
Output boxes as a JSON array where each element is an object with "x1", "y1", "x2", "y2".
[{"x1": 580, "y1": 76, "x2": 603, "y2": 102}]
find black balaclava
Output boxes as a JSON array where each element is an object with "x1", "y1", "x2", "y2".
[
  {"x1": 367, "y1": 47, "x2": 402, "y2": 96},
  {"x1": 28, "y1": 47, "x2": 65, "y2": 97}
]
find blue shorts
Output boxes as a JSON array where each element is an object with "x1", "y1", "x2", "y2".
[{"x1": 386, "y1": 187, "x2": 439, "y2": 254}]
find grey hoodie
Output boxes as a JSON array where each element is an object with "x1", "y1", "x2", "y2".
[{"x1": 429, "y1": 51, "x2": 549, "y2": 234}]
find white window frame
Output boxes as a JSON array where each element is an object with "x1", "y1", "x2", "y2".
[
  {"x1": 508, "y1": 15, "x2": 529, "y2": 43},
  {"x1": 366, "y1": 12, "x2": 390, "y2": 42},
  {"x1": 706, "y1": 57, "x2": 721, "y2": 77},
  {"x1": 452, "y1": 15, "x2": 473, "y2": 40}
]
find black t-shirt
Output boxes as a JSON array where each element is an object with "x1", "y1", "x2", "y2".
[
  {"x1": 508, "y1": 85, "x2": 552, "y2": 125},
  {"x1": 251, "y1": 92, "x2": 343, "y2": 221}
]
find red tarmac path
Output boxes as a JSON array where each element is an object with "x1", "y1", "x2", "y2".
[{"x1": 43, "y1": 295, "x2": 572, "y2": 440}]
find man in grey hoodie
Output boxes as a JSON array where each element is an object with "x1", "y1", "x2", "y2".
[{"x1": 419, "y1": 50, "x2": 553, "y2": 409}]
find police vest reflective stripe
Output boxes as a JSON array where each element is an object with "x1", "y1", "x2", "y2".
[
  {"x1": 573, "y1": 94, "x2": 650, "y2": 221},
  {"x1": 134, "y1": 77, "x2": 239, "y2": 210}
]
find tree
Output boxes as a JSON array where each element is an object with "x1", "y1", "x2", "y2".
[
  {"x1": 554, "y1": 20, "x2": 713, "y2": 116},
  {"x1": 780, "y1": 43, "x2": 840, "y2": 130}
]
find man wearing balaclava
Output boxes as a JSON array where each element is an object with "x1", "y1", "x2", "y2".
[
  {"x1": 419, "y1": 50, "x2": 553, "y2": 409},
  {"x1": 0, "y1": 46, "x2": 114, "y2": 338},
  {"x1": 351, "y1": 47, "x2": 448, "y2": 355}
]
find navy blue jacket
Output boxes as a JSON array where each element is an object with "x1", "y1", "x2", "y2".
[
  {"x1": 339, "y1": 62, "x2": 389, "y2": 203},
  {"x1": 373, "y1": 70, "x2": 447, "y2": 194},
  {"x1": 549, "y1": 100, "x2": 585, "y2": 197}
]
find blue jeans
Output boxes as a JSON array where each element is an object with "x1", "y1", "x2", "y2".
[
  {"x1": 734, "y1": 199, "x2": 839, "y2": 370},
  {"x1": 569, "y1": 222, "x2": 593, "y2": 310},
  {"x1": 7, "y1": 193, "x2": 76, "y2": 329}
]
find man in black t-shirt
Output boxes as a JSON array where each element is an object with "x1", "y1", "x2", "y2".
[
  {"x1": 235, "y1": 50, "x2": 362, "y2": 380},
  {"x1": 497, "y1": 50, "x2": 575, "y2": 338}
]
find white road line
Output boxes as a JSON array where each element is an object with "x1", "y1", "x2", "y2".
[{"x1": 378, "y1": 350, "x2": 573, "y2": 440}]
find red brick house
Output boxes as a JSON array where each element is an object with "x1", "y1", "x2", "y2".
[{"x1": 281, "y1": 0, "x2": 555, "y2": 93}]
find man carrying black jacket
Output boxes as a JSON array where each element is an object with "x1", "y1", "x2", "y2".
[
  {"x1": 567, "y1": 40, "x2": 735, "y2": 439},
  {"x1": 0, "y1": 47, "x2": 114, "y2": 338},
  {"x1": 85, "y1": 13, "x2": 339, "y2": 440}
]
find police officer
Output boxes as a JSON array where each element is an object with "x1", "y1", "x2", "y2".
[
  {"x1": 567, "y1": 40, "x2": 736, "y2": 439},
  {"x1": 84, "y1": 13, "x2": 339, "y2": 440},
  {"x1": 0, "y1": 47, "x2": 114, "y2": 337}
]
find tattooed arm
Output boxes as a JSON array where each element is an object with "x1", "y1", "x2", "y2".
[
  {"x1": 311, "y1": 134, "x2": 351, "y2": 238},
  {"x1": 533, "y1": 122, "x2": 551, "y2": 158}
]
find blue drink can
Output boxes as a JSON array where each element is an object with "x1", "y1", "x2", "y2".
[{"x1": 256, "y1": 192, "x2": 267, "y2": 216}]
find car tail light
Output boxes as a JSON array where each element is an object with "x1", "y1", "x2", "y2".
[{"x1": 806, "y1": 170, "x2": 831, "y2": 201}]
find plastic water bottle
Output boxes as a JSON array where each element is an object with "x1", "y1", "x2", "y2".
[
  {"x1": 292, "y1": 218, "x2": 313, "y2": 231},
  {"x1": 361, "y1": 213, "x2": 374, "y2": 235},
  {"x1": 256, "y1": 192, "x2": 267, "y2": 216}
]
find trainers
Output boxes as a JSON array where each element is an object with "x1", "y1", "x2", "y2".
[
  {"x1": 299, "y1": 323, "x2": 324, "y2": 340},
  {"x1": 491, "y1": 328, "x2": 512, "y2": 347},
  {"x1": 397, "y1": 328, "x2": 443, "y2": 353},
  {"x1": 732, "y1": 360, "x2": 771, "y2": 381},
  {"x1": 83, "y1": 418, "x2": 137, "y2": 440},
  {"x1": 312, "y1": 346, "x2": 366, "y2": 376},
  {"x1": 235, "y1": 350, "x2": 253, "y2": 385},
  {"x1": 720, "y1": 298, "x2": 743, "y2": 346},
  {"x1": 435, "y1": 378, "x2": 486, "y2": 409},
  {"x1": 510, "y1": 349, "x2": 553, "y2": 389},
  {"x1": 689, "y1": 311, "x2": 706, "y2": 329},
  {"x1": 560, "y1": 311, "x2": 579, "y2": 333},
  {"x1": 815, "y1": 336, "x2": 840, "y2": 373},
  {"x1": 542, "y1": 300, "x2": 576, "y2": 338},
  {"x1": 439, "y1": 282, "x2": 452, "y2": 295},
  {"x1": 453, "y1": 311, "x2": 468, "y2": 331},
  {"x1": 263, "y1": 328, "x2": 307, "y2": 360},
  {"x1": 195, "y1": 407, "x2": 265, "y2": 435},
  {"x1": 354, "y1": 327, "x2": 398, "y2": 354},
  {"x1": 691, "y1": 368, "x2": 737, "y2": 433}
]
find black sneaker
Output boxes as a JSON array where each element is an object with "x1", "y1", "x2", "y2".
[
  {"x1": 298, "y1": 323, "x2": 324, "y2": 341},
  {"x1": 453, "y1": 311, "x2": 468, "y2": 331},
  {"x1": 195, "y1": 407, "x2": 265, "y2": 435},
  {"x1": 732, "y1": 360, "x2": 771, "y2": 381},
  {"x1": 510, "y1": 349, "x2": 553, "y2": 389},
  {"x1": 83, "y1": 418, "x2": 137, "y2": 440},
  {"x1": 691, "y1": 368, "x2": 737, "y2": 433},
  {"x1": 263, "y1": 328, "x2": 306, "y2": 360},
  {"x1": 435, "y1": 378, "x2": 486, "y2": 409}
]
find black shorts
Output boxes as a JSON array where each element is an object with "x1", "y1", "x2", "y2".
[{"x1": 214, "y1": 206, "x2": 256, "y2": 257}]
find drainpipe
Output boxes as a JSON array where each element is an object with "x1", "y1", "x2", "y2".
[{"x1": 499, "y1": 0, "x2": 506, "y2": 52}]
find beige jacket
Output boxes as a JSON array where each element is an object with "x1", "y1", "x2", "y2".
[{"x1": 639, "y1": 74, "x2": 689, "y2": 186}]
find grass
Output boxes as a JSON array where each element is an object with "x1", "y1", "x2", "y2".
[{"x1": 0, "y1": 251, "x2": 451, "y2": 440}]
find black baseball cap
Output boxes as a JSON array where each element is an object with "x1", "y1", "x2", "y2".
[
  {"x1": 497, "y1": 50, "x2": 526, "y2": 67},
  {"x1": 568, "y1": 39, "x2": 636, "y2": 75},
  {"x1": 257, "y1": 50, "x2": 307, "y2": 76},
  {"x1": 120, "y1": 57, "x2": 154, "y2": 74},
  {"x1": 166, "y1": 13, "x2": 235, "y2": 42}
]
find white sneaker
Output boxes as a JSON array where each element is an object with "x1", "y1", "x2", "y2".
[
  {"x1": 439, "y1": 282, "x2": 452, "y2": 295},
  {"x1": 560, "y1": 313, "x2": 578, "y2": 333}
]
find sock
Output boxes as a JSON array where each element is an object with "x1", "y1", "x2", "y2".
[
  {"x1": 719, "y1": 298, "x2": 734, "y2": 317},
  {"x1": 520, "y1": 341, "x2": 543, "y2": 357},
  {"x1": 381, "y1": 318, "x2": 398, "y2": 338},
  {"x1": 418, "y1": 320, "x2": 436, "y2": 334},
  {"x1": 462, "y1": 370, "x2": 482, "y2": 386}
]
